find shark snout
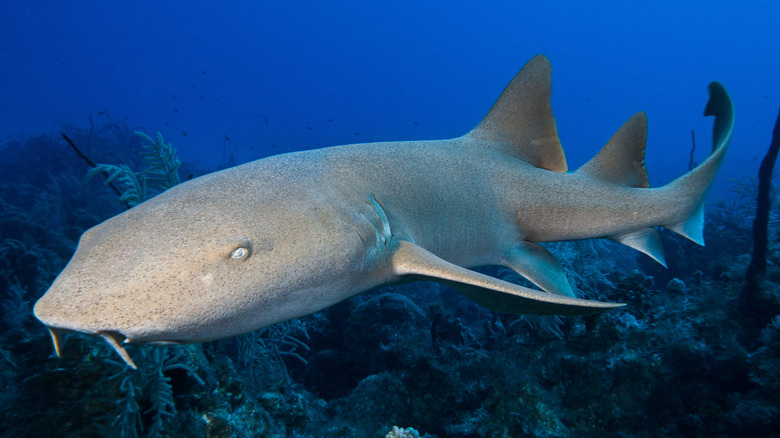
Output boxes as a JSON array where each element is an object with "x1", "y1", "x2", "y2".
[
  {"x1": 34, "y1": 284, "x2": 142, "y2": 369},
  {"x1": 33, "y1": 290, "x2": 80, "y2": 334},
  {"x1": 33, "y1": 285, "x2": 103, "y2": 336}
]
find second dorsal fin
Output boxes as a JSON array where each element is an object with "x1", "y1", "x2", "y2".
[
  {"x1": 464, "y1": 55, "x2": 567, "y2": 172},
  {"x1": 575, "y1": 112, "x2": 650, "y2": 188}
]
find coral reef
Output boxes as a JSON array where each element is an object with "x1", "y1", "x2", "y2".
[{"x1": 385, "y1": 426, "x2": 421, "y2": 438}]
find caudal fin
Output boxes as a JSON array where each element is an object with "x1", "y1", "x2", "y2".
[{"x1": 664, "y1": 82, "x2": 735, "y2": 245}]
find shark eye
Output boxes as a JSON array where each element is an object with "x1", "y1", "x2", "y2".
[
  {"x1": 228, "y1": 237, "x2": 253, "y2": 260},
  {"x1": 230, "y1": 247, "x2": 249, "y2": 260}
]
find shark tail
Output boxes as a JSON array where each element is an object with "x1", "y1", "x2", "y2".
[
  {"x1": 575, "y1": 111, "x2": 666, "y2": 264},
  {"x1": 574, "y1": 82, "x2": 733, "y2": 264},
  {"x1": 466, "y1": 57, "x2": 734, "y2": 247},
  {"x1": 660, "y1": 82, "x2": 734, "y2": 245}
]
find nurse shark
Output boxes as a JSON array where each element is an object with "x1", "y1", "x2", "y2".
[{"x1": 34, "y1": 55, "x2": 734, "y2": 369}]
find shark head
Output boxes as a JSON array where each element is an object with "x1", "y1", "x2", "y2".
[{"x1": 33, "y1": 162, "x2": 366, "y2": 368}]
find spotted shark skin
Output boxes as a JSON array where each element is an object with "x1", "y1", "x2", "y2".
[{"x1": 34, "y1": 56, "x2": 734, "y2": 368}]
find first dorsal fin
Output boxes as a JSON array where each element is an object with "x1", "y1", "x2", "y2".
[
  {"x1": 465, "y1": 55, "x2": 567, "y2": 172},
  {"x1": 576, "y1": 112, "x2": 650, "y2": 188}
]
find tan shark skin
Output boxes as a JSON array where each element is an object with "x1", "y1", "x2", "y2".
[{"x1": 33, "y1": 56, "x2": 734, "y2": 369}]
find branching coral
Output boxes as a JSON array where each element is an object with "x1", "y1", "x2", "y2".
[
  {"x1": 738, "y1": 108, "x2": 780, "y2": 336},
  {"x1": 86, "y1": 131, "x2": 181, "y2": 207},
  {"x1": 94, "y1": 346, "x2": 204, "y2": 438},
  {"x1": 236, "y1": 320, "x2": 311, "y2": 385},
  {"x1": 385, "y1": 426, "x2": 421, "y2": 438},
  {"x1": 134, "y1": 131, "x2": 181, "y2": 191}
]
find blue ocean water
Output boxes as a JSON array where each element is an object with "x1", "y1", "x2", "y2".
[
  {"x1": 3, "y1": 1, "x2": 779, "y2": 190},
  {"x1": 1, "y1": 1, "x2": 780, "y2": 437}
]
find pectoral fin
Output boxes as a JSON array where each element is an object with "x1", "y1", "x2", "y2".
[{"x1": 390, "y1": 241, "x2": 623, "y2": 316}]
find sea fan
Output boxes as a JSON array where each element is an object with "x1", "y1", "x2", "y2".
[
  {"x1": 85, "y1": 131, "x2": 181, "y2": 207},
  {"x1": 134, "y1": 131, "x2": 180, "y2": 191},
  {"x1": 94, "y1": 346, "x2": 204, "y2": 438},
  {"x1": 86, "y1": 163, "x2": 146, "y2": 207}
]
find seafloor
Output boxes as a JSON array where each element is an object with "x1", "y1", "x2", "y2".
[{"x1": 1, "y1": 122, "x2": 778, "y2": 437}]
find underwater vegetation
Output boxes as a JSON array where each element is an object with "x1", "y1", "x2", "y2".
[
  {"x1": 1, "y1": 113, "x2": 780, "y2": 437},
  {"x1": 84, "y1": 131, "x2": 181, "y2": 208}
]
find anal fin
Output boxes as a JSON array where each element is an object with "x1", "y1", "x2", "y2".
[
  {"x1": 610, "y1": 227, "x2": 668, "y2": 267},
  {"x1": 391, "y1": 241, "x2": 622, "y2": 316},
  {"x1": 667, "y1": 201, "x2": 705, "y2": 246}
]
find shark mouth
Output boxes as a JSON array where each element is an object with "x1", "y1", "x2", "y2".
[{"x1": 46, "y1": 327, "x2": 138, "y2": 369}]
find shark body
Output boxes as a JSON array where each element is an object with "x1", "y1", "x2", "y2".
[{"x1": 34, "y1": 56, "x2": 734, "y2": 368}]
